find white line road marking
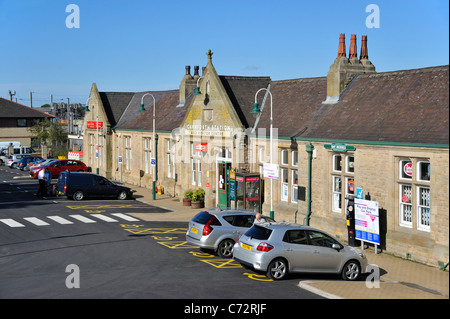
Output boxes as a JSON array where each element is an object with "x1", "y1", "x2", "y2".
[
  {"x1": 47, "y1": 216, "x2": 74, "y2": 225},
  {"x1": 0, "y1": 219, "x2": 25, "y2": 228},
  {"x1": 111, "y1": 213, "x2": 140, "y2": 221},
  {"x1": 90, "y1": 214, "x2": 118, "y2": 222},
  {"x1": 69, "y1": 215, "x2": 97, "y2": 223},
  {"x1": 23, "y1": 217, "x2": 50, "y2": 226}
]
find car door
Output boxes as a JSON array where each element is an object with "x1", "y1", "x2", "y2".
[
  {"x1": 306, "y1": 230, "x2": 343, "y2": 273},
  {"x1": 281, "y1": 229, "x2": 314, "y2": 272}
]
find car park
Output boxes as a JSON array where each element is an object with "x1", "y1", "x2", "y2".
[
  {"x1": 233, "y1": 222, "x2": 368, "y2": 281},
  {"x1": 56, "y1": 171, "x2": 134, "y2": 201},
  {"x1": 7, "y1": 154, "x2": 32, "y2": 168},
  {"x1": 18, "y1": 156, "x2": 43, "y2": 170},
  {"x1": 30, "y1": 159, "x2": 88, "y2": 178},
  {"x1": 186, "y1": 209, "x2": 275, "y2": 258}
]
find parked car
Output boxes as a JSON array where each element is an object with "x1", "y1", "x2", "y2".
[
  {"x1": 18, "y1": 156, "x2": 43, "y2": 170},
  {"x1": 30, "y1": 159, "x2": 88, "y2": 178},
  {"x1": 7, "y1": 154, "x2": 32, "y2": 168},
  {"x1": 186, "y1": 209, "x2": 275, "y2": 258},
  {"x1": 27, "y1": 158, "x2": 56, "y2": 171},
  {"x1": 233, "y1": 222, "x2": 368, "y2": 281},
  {"x1": 56, "y1": 172, "x2": 134, "y2": 201}
]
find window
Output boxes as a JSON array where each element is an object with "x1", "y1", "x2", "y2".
[
  {"x1": 281, "y1": 149, "x2": 289, "y2": 165},
  {"x1": 166, "y1": 139, "x2": 176, "y2": 179},
  {"x1": 143, "y1": 137, "x2": 151, "y2": 175},
  {"x1": 292, "y1": 151, "x2": 298, "y2": 166},
  {"x1": 191, "y1": 142, "x2": 201, "y2": 186},
  {"x1": 281, "y1": 168, "x2": 289, "y2": 201},
  {"x1": 291, "y1": 169, "x2": 298, "y2": 203},
  {"x1": 283, "y1": 230, "x2": 308, "y2": 245},
  {"x1": 17, "y1": 119, "x2": 27, "y2": 127},
  {"x1": 125, "y1": 136, "x2": 131, "y2": 170},
  {"x1": 397, "y1": 158, "x2": 431, "y2": 232},
  {"x1": 331, "y1": 153, "x2": 354, "y2": 213}
]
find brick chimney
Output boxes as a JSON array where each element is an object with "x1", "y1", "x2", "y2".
[
  {"x1": 360, "y1": 35, "x2": 376, "y2": 72},
  {"x1": 324, "y1": 33, "x2": 376, "y2": 104},
  {"x1": 179, "y1": 65, "x2": 196, "y2": 104}
]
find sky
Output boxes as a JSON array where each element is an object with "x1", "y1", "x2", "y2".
[{"x1": 0, "y1": 0, "x2": 448, "y2": 106}]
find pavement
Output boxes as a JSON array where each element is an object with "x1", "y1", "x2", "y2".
[{"x1": 127, "y1": 183, "x2": 449, "y2": 300}]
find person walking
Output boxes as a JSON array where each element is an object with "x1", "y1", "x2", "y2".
[{"x1": 44, "y1": 168, "x2": 52, "y2": 196}]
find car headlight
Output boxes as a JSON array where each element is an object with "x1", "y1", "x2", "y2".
[{"x1": 358, "y1": 252, "x2": 366, "y2": 259}]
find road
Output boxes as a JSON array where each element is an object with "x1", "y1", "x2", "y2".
[{"x1": 0, "y1": 166, "x2": 323, "y2": 302}]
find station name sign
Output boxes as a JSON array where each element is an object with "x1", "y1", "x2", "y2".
[
  {"x1": 324, "y1": 143, "x2": 355, "y2": 152},
  {"x1": 184, "y1": 124, "x2": 233, "y2": 137}
]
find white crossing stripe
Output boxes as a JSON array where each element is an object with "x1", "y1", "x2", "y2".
[
  {"x1": 69, "y1": 215, "x2": 97, "y2": 223},
  {"x1": 23, "y1": 217, "x2": 50, "y2": 226},
  {"x1": 111, "y1": 213, "x2": 140, "y2": 222},
  {"x1": 47, "y1": 216, "x2": 74, "y2": 225},
  {"x1": 0, "y1": 218, "x2": 25, "y2": 228},
  {"x1": 90, "y1": 214, "x2": 118, "y2": 222}
]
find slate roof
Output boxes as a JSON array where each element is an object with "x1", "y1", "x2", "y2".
[
  {"x1": 98, "y1": 92, "x2": 135, "y2": 127},
  {"x1": 115, "y1": 90, "x2": 191, "y2": 132},
  {"x1": 0, "y1": 98, "x2": 55, "y2": 118},
  {"x1": 254, "y1": 65, "x2": 449, "y2": 145}
]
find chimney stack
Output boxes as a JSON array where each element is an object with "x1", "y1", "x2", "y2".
[
  {"x1": 179, "y1": 65, "x2": 196, "y2": 104},
  {"x1": 324, "y1": 33, "x2": 376, "y2": 104},
  {"x1": 193, "y1": 66, "x2": 200, "y2": 81},
  {"x1": 337, "y1": 33, "x2": 346, "y2": 57}
]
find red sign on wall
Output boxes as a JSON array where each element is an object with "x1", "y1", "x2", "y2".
[
  {"x1": 87, "y1": 121, "x2": 103, "y2": 129},
  {"x1": 194, "y1": 143, "x2": 207, "y2": 152}
]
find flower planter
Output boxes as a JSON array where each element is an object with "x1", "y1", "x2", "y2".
[
  {"x1": 182, "y1": 198, "x2": 192, "y2": 206},
  {"x1": 191, "y1": 201, "x2": 204, "y2": 209}
]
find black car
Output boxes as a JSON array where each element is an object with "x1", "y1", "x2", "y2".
[
  {"x1": 18, "y1": 156, "x2": 43, "y2": 170},
  {"x1": 56, "y1": 172, "x2": 134, "y2": 201}
]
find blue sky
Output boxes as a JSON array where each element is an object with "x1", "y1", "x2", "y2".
[{"x1": 0, "y1": 0, "x2": 448, "y2": 105}]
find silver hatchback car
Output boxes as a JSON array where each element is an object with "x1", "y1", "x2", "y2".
[
  {"x1": 233, "y1": 222, "x2": 368, "y2": 281},
  {"x1": 186, "y1": 209, "x2": 274, "y2": 258}
]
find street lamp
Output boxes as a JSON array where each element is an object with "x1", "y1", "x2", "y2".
[
  {"x1": 251, "y1": 88, "x2": 274, "y2": 219},
  {"x1": 141, "y1": 93, "x2": 157, "y2": 200}
]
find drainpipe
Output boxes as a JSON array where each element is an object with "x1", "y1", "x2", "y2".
[{"x1": 304, "y1": 142, "x2": 314, "y2": 226}]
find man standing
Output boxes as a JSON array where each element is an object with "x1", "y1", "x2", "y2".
[{"x1": 36, "y1": 168, "x2": 46, "y2": 197}]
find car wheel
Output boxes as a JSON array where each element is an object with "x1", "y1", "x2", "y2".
[
  {"x1": 217, "y1": 239, "x2": 235, "y2": 258},
  {"x1": 267, "y1": 258, "x2": 288, "y2": 280},
  {"x1": 73, "y1": 190, "x2": 84, "y2": 201},
  {"x1": 341, "y1": 260, "x2": 361, "y2": 281},
  {"x1": 117, "y1": 191, "x2": 128, "y2": 200},
  {"x1": 11, "y1": 163, "x2": 17, "y2": 168}
]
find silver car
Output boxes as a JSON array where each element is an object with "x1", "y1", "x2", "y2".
[
  {"x1": 233, "y1": 222, "x2": 368, "y2": 281},
  {"x1": 186, "y1": 209, "x2": 274, "y2": 258}
]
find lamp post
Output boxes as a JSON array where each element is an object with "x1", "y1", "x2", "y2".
[
  {"x1": 141, "y1": 93, "x2": 157, "y2": 200},
  {"x1": 250, "y1": 88, "x2": 274, "y2": 219}
]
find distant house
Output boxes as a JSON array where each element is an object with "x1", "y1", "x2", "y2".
[{"x1": 0, "y1": 97, "x2": 55, "y2": 147}]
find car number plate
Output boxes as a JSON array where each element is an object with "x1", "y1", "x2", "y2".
[
  {"x1": 191, "y1": 227, "x2": 198, "y2": 234},
  {"x1": 241, "y1": 243, "x2": 252, "y2": 251}
]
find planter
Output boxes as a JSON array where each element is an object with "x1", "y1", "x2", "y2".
[
  {"x1": 182, "y1": 198, "x2": 192, "y2": 206},
  {"x1": 191, "y1": 201, "x2": 204, "y2": 209}
]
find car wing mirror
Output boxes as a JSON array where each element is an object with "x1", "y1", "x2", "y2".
[{"x1": 332, "y1": 243, "x2": 341, "y2": 252}]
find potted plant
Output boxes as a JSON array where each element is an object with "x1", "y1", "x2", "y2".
[
  {"x1": 183, "y1": 190, "x2": 193, "y2": 206},
  {"x1": 191, "y1": 188, "x2": 205, "y2": 209}
]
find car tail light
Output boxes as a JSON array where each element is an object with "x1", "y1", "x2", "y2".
[
  {"x1": 202, "y1": 216, "x2": 216, "y2": 236},
  {"x1": 64, "y1": 185, "x2": 67, "y2": 191},
  {"x1": 256, "y1": 242, "x2": 274, "y2": 252}
]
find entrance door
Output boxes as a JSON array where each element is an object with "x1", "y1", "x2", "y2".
[{"x1": 218, "y1": 162, "x2": 231, "y2": 209}]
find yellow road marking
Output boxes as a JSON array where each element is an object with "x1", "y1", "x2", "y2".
[
  {"x1": 157, "y1": 241, "x2": 197, "y2": 249},
  {"x1": 200, "y1": 258, "x2": 242, "y2": 269},
  {"x1": 243, "y1": 272, "x2": 273, "y2": 282}
]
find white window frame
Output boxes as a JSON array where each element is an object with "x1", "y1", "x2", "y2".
[
  {"x1": 281, "y1": 167, "x2": 289, "y2": 201},
  {"x1": 417, "y1": 186, "x2": 430, "y2": 231},
  {"x1": 291, "y1": 169, "x2": 298, "y2": 203}
]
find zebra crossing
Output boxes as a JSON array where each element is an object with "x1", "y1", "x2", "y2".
[{"x1": 0, "y1": 213, "x2": 140, "y2": 228}]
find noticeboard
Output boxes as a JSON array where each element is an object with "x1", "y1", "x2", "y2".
[{"x1": 354, "y1": 198, "x2": 380, "y2": 245}]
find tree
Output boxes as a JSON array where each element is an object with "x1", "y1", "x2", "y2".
[{"x1": 28, "y1": 119, "x2": 68, "y2": 147}]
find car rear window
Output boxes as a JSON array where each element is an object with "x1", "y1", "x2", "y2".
[
  {"x1": 192, "y1": 211, "x2": 222, "y2": 226},
  {"x1": 245, "y1": 225, "x2": 272, "y2": 240}
]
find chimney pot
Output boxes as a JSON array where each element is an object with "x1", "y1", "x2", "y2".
[
  {"x1": 360, "y1": 35, "x2": 368, "y2": 60},
  {"x1": 338, "y1": 33, "x2": 346, "y2": 57},
  {"x1": 185, "y1": 65, "x2": 191, "y2": 76},
  {"x1": 349, "y1": 34, "x2": 357, "y2": 58}
]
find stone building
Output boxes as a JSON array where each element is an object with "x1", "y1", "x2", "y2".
[{"x1": 83, "y1": 34, "x2": 449, "y2": 267}]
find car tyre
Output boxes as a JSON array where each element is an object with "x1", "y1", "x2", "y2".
[
  {"x1": 267, "y1": 258, "x2": 288, "y2": 280},
  {"x1": 341, "y1": 260, "x2": 361, "y2": 281},
  {"x1": 73, "y1": 190, "x2": 85, "y2": 201},
  {"x1": 217, "y1": 239, "x2": 235, "y2": 258},
  {"x1": 117, "y1": 190, "x2": 128, "y2": 200}
]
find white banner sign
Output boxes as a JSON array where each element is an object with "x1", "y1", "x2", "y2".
[
  {"x1": 263, "y1": 163, "x2": 279, "y2": 179},
  {"x1": 354, "y1": 198, "x2": 380, "y2": 245}
]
